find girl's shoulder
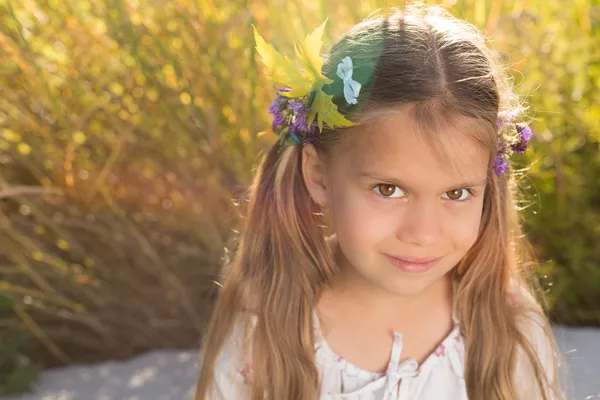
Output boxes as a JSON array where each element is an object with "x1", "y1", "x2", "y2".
[
  {"x1": 508, "y1": 281, "x2": 564, "y2": 399},
  {"x1": 214, "y1": 310, "x2": 320, "y2": 386},
  {"x1": 213, "y1": 312, "x2": 258, "y2": 387},
  {"x1": 513, "y1": 310, "x2": 562, "y2": 399},
  {"x1": 507, "y1": 279, "x2": 554, "y2": 358}
]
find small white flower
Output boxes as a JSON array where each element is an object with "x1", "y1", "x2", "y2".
[{"x1": 336, "y1": 56, "x2": 361, "y2": 105}]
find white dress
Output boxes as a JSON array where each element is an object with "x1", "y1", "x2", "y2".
[{"x1": 207, "y1": 309, "x2": 557, "y2": 400}]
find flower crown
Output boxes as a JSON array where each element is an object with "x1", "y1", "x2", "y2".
[{"x1": 253, "y1": 20, "x2": 532, "y2": 176}]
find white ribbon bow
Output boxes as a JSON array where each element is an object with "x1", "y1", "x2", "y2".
[{"x1": 336, "y1": 56, "x2": 361, "y2": 105}]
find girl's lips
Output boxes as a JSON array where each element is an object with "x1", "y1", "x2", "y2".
[{"x1": 384, "y1": 254, "x2": 441, "y2": 273}]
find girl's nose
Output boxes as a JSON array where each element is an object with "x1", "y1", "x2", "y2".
[{"x1": 396, "y1": 201, "x2": 443, "y2": 247}]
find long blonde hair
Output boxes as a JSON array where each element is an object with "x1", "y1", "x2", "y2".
[{"x1": 195, "y1": 4, "x2": 566, "y2": 399}]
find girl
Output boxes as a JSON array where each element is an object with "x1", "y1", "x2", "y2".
[{"x1": 195, "y1": 4, "x2": 566, "y2": 400}]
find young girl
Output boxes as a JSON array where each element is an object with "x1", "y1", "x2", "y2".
[{"x1": 195, "y1": 4, "x2": 566, "y2": 400}]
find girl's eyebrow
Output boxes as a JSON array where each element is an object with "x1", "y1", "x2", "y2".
[{"x1": 357, "y1": 171, "x2": 488, "y2": 190}]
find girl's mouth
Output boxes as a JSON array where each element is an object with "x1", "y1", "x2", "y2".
[{"x1": 383, "y1": 254, "x2": 441, "y2": 273}]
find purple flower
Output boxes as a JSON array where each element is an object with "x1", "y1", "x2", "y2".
[
  {"x1": 494, "y1": 154, "x2": 509, "y2": 176},
  {"x1": 268, "y1": 97, "x2": 282, "y2": 115},
  {"x1": 291, "y1": 111, "x2": 308, "y2": 132},
  {"x1": 289, "y1": 99, "x2": 305, "y2": 113},
  {"x1": 510, "y1": 139, "x2": 529, "y2": 154},
  {"x1": 510, "y1": 124, "x2": 533, "y2": 154},
  {"x1": 517, "y1": 124, "x2": 533, "y2": 142},
  {"x1": 271, "y1": 112, "x2": 286, "y2": 129}
]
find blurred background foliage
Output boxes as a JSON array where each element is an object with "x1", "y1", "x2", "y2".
[{"x1": 0, "y1": 0, "x2": 598, "y2": 394}]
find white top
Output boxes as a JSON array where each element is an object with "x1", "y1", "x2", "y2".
[
  {"x1": 208, "y1": 310, "x2": 557, "y2": 400},
  {"x1": 312, "y1": 312, "x2": 466, "y2": 400}
]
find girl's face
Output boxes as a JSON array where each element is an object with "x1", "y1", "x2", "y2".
[{"x1": 303, "y1": 107, "x2": 490, "y2": 298}]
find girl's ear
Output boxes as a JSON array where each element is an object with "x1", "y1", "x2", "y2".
[{"x1": 301, "y1": 143, "x2": 330, "y2": 208}]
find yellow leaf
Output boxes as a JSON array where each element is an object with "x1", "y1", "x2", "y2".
[
  {"x1": 294, "y1": 19, "x2": 332, "y2": 87},
  {"x1": 308, "y1": 89, "x2": 356, "y2": 132},
  {"x1": 253, "y1": 26, "x2": 314, "y2": 98}
]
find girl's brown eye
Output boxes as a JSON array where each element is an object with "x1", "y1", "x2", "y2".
[
  {"x1": 446, "y1": 189, "x2": 462, "y2": 200},
  {"x1": 378, "y1": 184, "x2": 396, "y2": 196},
  {"x1": 373, "y1": 184, "x2": 406, "y2": 199},
  {"x1": 443, "y1": 189, "x2": 469, "y2": 201}
]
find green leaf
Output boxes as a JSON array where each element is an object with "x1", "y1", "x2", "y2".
[{"x1": 307, "y1": 89, "x2": 356, "y2": 132}]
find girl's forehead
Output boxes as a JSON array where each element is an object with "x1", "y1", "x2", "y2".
[{"x1": 337, "y1": 108, "x2": 490, "y2": 183}]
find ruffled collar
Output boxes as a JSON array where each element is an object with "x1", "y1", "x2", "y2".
[{"x1": 312, "y1": 308, "x2": 466, "y2": 398}]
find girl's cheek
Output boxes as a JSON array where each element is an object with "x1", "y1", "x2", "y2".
[
  {"x1": 331, "y1": 191, "x2": 384, "y2": 230},
  {"x1": 347, "y1": 198, "x2": 398, "y2": 238},
  {"x1": 450, "y1": 205, "x2": 484, "y2": 244}
]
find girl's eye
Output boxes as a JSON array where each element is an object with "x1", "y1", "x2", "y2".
[
  {"x1": 443, "y1": 189, "x2": 471, "y2": 201},
  {"x1": 374, "y1": 184, "x2": 407, "y2": 198}
]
